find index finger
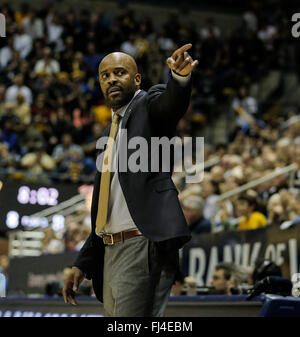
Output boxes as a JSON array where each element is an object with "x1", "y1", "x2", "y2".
[{"x1": 172, "y1": 43, "x2": 192, "y2": 58}]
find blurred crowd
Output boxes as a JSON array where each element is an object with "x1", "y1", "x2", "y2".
[
  {"x1": 177, "y1": 113, "x2": 300, "y2": 232},
  {"x1": 0, "y1": 0, "x2": 296, "y2": 183}
]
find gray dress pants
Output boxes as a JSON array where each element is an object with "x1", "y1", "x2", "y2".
[{"x1": 103, "y1": 235, "x2": 176, "y2": 317}]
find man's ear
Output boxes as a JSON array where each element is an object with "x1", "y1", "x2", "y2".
[{"x1": 134, "y1": 73, "x2": 141, "y2": 87}]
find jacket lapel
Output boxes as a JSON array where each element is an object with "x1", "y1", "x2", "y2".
[{"x1": 121, "y1": 90, "x2": 146, "y2": 129}]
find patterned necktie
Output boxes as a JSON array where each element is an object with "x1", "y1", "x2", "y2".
[{"x1": 96, "y1": 113, "x2": 121, "y2": 235}]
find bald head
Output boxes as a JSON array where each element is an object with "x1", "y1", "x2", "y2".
[
  {"x1": 98, "y1": 52, "x2": 141, "y2": 110},
  {"x1": 99, "y1": 52, "x2": 138, "y2": 74}
]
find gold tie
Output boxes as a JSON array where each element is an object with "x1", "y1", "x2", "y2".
[{"x1": 96, "y1": 113, "x2": 121, "y2": 235}]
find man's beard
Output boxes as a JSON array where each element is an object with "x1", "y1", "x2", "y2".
[{"x1": 105, "y1": 84, "x2": 136, "y2": 110}]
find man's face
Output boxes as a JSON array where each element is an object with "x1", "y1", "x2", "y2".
[
  {"x1": 237, "y1": 200, "x2": 251, "y2": 216},
  {"x1": 211, "y1": 269, "x2": 228, "y2": 291},
  {"x1": 62, "y1": 134, "x2": 72, "y2": 147},
  {"x1": 201, "y1": 180, "x2": 214, "y2": 198},
  {"x1": 14, "y1": 74, "x2": 23, "y2": 87},
  {"x1": 98, "y1": 53, "x2": 141, "y2": 110}
]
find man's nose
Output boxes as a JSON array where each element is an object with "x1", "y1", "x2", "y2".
[{"x1": 107, "y1": 74, "x2": 118, "y2": 85}]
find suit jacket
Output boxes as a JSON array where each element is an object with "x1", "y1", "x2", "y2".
[{"x1": 73, "y1": 75, "x2": 192, "y2": 302}]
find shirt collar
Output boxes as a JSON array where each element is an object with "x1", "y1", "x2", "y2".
[{"x1": 112, "y1": 89, "x2": 141, "y2": 118}]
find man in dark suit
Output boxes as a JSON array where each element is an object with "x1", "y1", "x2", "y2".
[{"x1": 63, "y1": 43, "x2": 198, "y2": 316}]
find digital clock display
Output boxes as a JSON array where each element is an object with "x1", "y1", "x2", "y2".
[
  {"x1": 17, "y1": 186, "x2": 59, "y2": 206},
  {"x1": 0, "y1": 181, "x2": 80, "y2": 232}
]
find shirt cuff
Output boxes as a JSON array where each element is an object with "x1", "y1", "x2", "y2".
[{"x1": 171, "y1": 70, "x2": 191, "y2": 86}]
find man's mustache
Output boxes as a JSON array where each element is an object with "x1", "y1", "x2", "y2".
[{"x1": 107, "y1": 85, "x2": 123, "y2": 95}]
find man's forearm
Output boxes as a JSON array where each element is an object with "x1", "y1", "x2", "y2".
[
  {"x1": 147, "y1": 73, "x2": 192, "y2": 124},
  {"x1": 72, "y1": 233, "x2": 95, "y2": 279}
]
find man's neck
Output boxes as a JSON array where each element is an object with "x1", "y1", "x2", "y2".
[{"x1": 112, "y1": 89, "x2": 141, "y2": 116}]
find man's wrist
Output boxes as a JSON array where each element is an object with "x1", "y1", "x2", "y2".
[
  {"x1": 171, "y1": 70, "x2": 191, "y2": 86},
  {"x1": 171, "y1": 69, "x2": 189, "y2": 77}
]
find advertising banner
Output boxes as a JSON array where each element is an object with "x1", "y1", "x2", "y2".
[{"x1": 181, "y1": 224, "x2": 300, "y2": 286}]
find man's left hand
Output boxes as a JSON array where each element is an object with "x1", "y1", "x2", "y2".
[{"x1": 166, "y1": 43, "x2": 198, "y2": 76}]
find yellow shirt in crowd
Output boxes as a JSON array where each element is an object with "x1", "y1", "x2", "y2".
[{"x1": 238, "y1": 212, "x2": 267, "y2": 231}]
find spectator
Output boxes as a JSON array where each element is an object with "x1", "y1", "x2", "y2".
[
  {"x1": 157, "y1": 28, "x2": 174, "y2": 52},
  {"x1": 237, "y1": 194, "x2": 267, "y2": 230},
  {"x1": 243, "y1": 9, "x2": 258, "y2": 32},
  {"x1": 21, "y1": 10, "x2": 44, "y2": 40},
  {"x1": 257, "y1": 21, "x2": 277, "y2": 51},
  {"x1": 47, "y1": 13, "x2": 64, "y2": 52},
  {"x1": 14, "y1": 93, "x2": 31, "y2": 125},
  {"x1": 231, "y1": 86, "x2": 258, "y2": 134},
  {"x1": 182, "y1": 195, "x2": 211, "y2": 234},
  {"x1": 13, "y1": 24, "x2": 32, "y2": 59},
  {"x1": 5, "y1": 73, "x2": 32, "y2": 104},
  {"x1": 200, "y1": 17, "x2": 221, "y2": 40},
  {"x1": 41, "y1": 227, "x2": 64, "y2": 254},
  {"x1": 0, "y1": 85, "x2": 6, "y2": 117},
  {"x1": 14, "y1": 2, "x2": 32, "y2": 24},
  {"x1": 64, "y1": 223, "x2": 81, "y2": 251},
  {"x1": 75, "y1": 224, "x2": 91, "y2": 251},
  {"x1": 184, "y1": 276, "x2": 197, "y2": 296},
  {"x1": 48, "y1": 108, "x2": 74, "y2": 146},
  {"x1": 18, "y1": 121, "x2": 45, "y2": 155},
  {"x1": 21, "y1": 142, "x2": 56, "y2": 175},
  {"x1": 0, "y1": 102, "x2": 19, "y2": 152},
  {"x1": 83, "y1": 42, "x2": 103, "y2": 77},
  {"x1": 0, "y1": 255, "x2": 9, "y2": 297},
  {"x1": 33, "y1": 47, "x2": 60, "y2": 77},
  {"x1": 267, "y1": 193, "x2": 285, "y2": 226},
  {"x1": 210, "y1": 262, "x2": 236, "y2": 294},
  {"x1": 0, "y1": 35, "x2": 15, "y2": 69},
  {"x1": 0, "y1": 141, "x2": 14, "y2": 168},
  {"x1": 201, "y1": 176, "x2": 220, "y2": 220},
  {"x1": 120, "y1": 33, "x2": 138, "y2": 58},
  {"x1": 82, "y1": 123, "x2": 104, "y2": 158},
  {"x1": 226, "y1": 265, "x2": 252, "y2": 295},
  {"x1": 71, "y1": 51, "x2": 86, "y2": 79},
  {"x1": 52, "y1": 132, "x2": 84, "y2": 172},
  {"x1": 0, "y1": 255, "x2": 9, "y2": 277}
]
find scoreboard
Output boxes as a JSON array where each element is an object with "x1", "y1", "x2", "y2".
[{"x1": 0, "y1": 180, "x2": 81, "y2": 233}]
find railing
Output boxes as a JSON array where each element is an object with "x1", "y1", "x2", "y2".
[
  {"x1": 8, "y1": 230, "x2": 45, "y2": 257},
  {"x1": 30, "y1": 194, "x2": 87, "y2": 219},
  {"x1": 217, "y1": 164, "x2": 297, "y2": 202}
]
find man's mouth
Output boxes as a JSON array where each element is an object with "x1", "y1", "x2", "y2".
[{"x1": 108, "y1": 87, "x2": 122, "y2": 96}]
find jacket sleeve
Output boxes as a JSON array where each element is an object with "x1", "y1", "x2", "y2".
[
  {"x1": 72, "y1": 233, "x2": 95, "y2": 280},
  {"x1": 147, "y1": 74, "x2": 192, "y2": 126}
]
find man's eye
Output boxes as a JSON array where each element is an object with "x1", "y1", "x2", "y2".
[{"x1": 117, "y1": 71, "x2": 124, "y2": 76}]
